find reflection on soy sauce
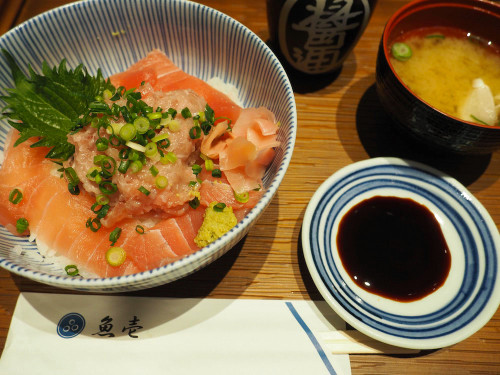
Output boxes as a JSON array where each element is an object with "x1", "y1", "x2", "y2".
[{"x1": 355, "y1": 84, "x2": 492, "y2": 186}]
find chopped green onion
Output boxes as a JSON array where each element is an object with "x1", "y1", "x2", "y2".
[
  {"x1": 126, "y1": 141, "x2": 146, "y2": 153},
  {"x1": 470, "y1": 114, "x2": 489, "y2": 125},
  {"x1": 64, "y1": 167, "x2": 80, "y2": 186},
  {"x1": 68, "y1": 183, "x2": 80, "y2": 195},
  {"x1": 189, "y1": 197, "x2": 200, "y2": 209},
  {"x1": 205, "y1": 159, "x2": 214, "y2": 171},
  {"x1": 425, "y1": 34, "x2": 445, "y2": 39},
  {"x1": 159, "y1": 116, "x2": 169, "y2": 127},
  {"x1": 157, "y1": 138, "x2": 171, "y2": 149},
  {"x1": 144, "y1": 142, "x2": 158, "y2": 158},
  {"x1": 160, "y1": 151, "x2": 177, "y2": 164},
  {"x1": 91, "y1": 202, "x2": 103, "y2": 214},
  {"x1": 93, "y1": 203, "x2": 110, "y2": 219},
  {"x1": 93, "y1": 154, "x2": 108, "y2": 165},
  {"x1": 213, "y1": 203, "x2": 226, "y2": 212},
  {"x1": 181, "y1": 107, "x2": 192, "y2": 118},
  {"x1": 135, "y1": 134, "x2": 147, "y2": 146},
  {"x1": 205, "y1": 104, "x2": 215, "y2": 123},
  {"x1": 119, "y1": 148, "x2": 130, "y2": 160},
  {"x1": 96, "y1": 194, "x2": 110, "y2": 205},
  {"x1": 86, "y1": 217, "x2": 101, "y2": 232},
  {"x1": 65, "y1": 264, "x2": 79, "y2": 276},
  {"x1": 16, "y1": 218, "x2": 28, "y2": 234},
  {"x1": 109, "y1": 134, "x2": 121, "y2": 147},
  {"x1": 133, "y1": 116, "x2": 150, "y2": 134},
  {"x1": 99, "y1": 181, "x2": 118, "y2": 195},
  {"x1": 118, "y1": 160, "x2": 131, "y2": 174},
  {"x1": 188, "y1": 181, "x2": 197, "y2": 187},
  {"x1": 119, "y1": 123, "x2": 137, "y2": 141},
  {"x1": 95, "y1": 156, "x2": 116, "y2": 178},
  {"x1": 110, "y1": 87, "x2": 123, "y2": 101},
  {"x1": 9, "y1": 189, "x2": 23, "y2": 204},
  {"x1": 155, "y1": 175, "x2": 168, "y2": 189},
  {"x1": 130, "y1": 160, "x2": 143, "y2": 173},
  {"x1": 86, "y1": 167, "x2": 100, "y2": 181},
  {"x1": 391, "y1": 42, "x2": 412, "y2": 61},
  {"x1": 107, "y1": 122, "x2": 123, "y2": 136},
  {"x1": 138, "y1": 186, "x2": 150, "y2": 196},
  {"x1": 135, "y1": 225, "x2": 145, "y2": 234},
  {"x1": 167, "y1": 108, "x2": 177, "y2": 118},
  {"x1": 151, "y1": 133, "x2": 169, "y2": 143},
  {"x1": 167, "y1": 119, "x2": 181, "y2": 132},
  {"x1": 234, "y1": 191, "x2": 250, "y2": 203},
  {"x1": 200, "y1": 121, "x2": 212, "y2": 135},
  {"x1": 147, "y1": 112, "x2": 162, "y2": 121},
  {"x1": 96, "y1": 137, "x2": 109, "y2": 151},
  {"x1": 192, "y1": 164, "x2": 202, "y2": 175},
  {"x1": 189, "y1": 126, "x2": 201, "y2": 139},
  {"x1": 103, "y1": 89, "x2": 113, "y2": 100},
  {"x1": 150, "y1": 165, "x2": 159, "y2": 176},
  {"x1": 109, "y1": 227, "x2": 122, "y2": 246},
  {"x1": 212, "y1": 169, "x2": 222, "y2": 178},
  {"x1": 105, "y1": 246, "x2": 127, "y2": 267},
  {"x1": 89, "y1": 101, "x2": 110, "y2": 113},
  {"x1": 128, "y1": 149, "x2": 141, "y2": 161}
]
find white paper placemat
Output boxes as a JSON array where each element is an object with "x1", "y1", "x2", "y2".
[{"x1": 0, "y1": 293, "x2": 351, "y2": 375}]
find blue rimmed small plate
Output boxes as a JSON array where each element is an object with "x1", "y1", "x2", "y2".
[{"x1": 302, "y1": 157, "x2": 500, "y2": 349}]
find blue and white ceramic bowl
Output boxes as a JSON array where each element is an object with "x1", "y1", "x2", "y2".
[
  {"x1": 302, "y1": 157, "x2": 500, "y2": 349},
  {"x1": 0, "y1": 0, "x2": 296, "y2": 292}
]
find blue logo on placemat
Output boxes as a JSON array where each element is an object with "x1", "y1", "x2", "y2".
[{"x1": 57, "y1": 312, "x2": 85, "y2": 339}]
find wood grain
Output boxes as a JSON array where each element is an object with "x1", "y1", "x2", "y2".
[
  {"x1": 0, "y1": 0, "x2": 24, "y2": 36},
  {"x1": 0, "y1": 0, "x2": 499, "y2": 374}
]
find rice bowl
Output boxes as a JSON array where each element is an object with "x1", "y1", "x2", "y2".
[{"x1": 0, "y1": 0, "x2": 297, "y2": 292}]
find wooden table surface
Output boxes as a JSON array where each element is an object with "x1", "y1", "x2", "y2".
[{"x1": 0, "y1": 0, "x2": 499, "y2": 373}]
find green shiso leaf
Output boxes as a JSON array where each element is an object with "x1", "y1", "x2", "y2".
[{"x1": 0, "y1": 49, "x2": 113, "y2": 161}]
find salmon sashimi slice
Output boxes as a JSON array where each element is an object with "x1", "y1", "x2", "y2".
[
  {"x1": 116, "y1": 224, "x2": 181, "y2": 272},
  {"x1": 199, "y1": 179, "x2": 262, "y2": 210},
  {"x1": 0, "y1": 131, "x2": 53, "y2": 181},
  {"x1": 0, "y1": 135, "x2": 56, "y2": 234},
  {"x1": 110, "y1": 49, "x2": 242, "y2": 123},
  {"x1": 196, "y1": 164, "x2": 263, "y2": 210},
  {"x1": 151, "y1": 206, "x2": 206, "y2": 255}
]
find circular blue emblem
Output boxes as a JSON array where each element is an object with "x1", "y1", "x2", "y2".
[{"x1": 57, "y1": 312, "x2": 86, "y2": 339}]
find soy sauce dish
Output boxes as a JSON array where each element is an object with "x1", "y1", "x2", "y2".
[{"x1": 302, "y1": 157, "x2": 500, "y2": 349}]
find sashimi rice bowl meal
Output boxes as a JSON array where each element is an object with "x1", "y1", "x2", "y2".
[{"x1": 0, "y1": 0, "x2": 296, "y2": 292}]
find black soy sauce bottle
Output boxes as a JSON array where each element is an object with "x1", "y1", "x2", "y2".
[{"x1": 266, "y1": 0, "x2": 377, "y2": 92}]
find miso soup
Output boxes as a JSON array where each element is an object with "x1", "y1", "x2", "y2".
[{"x1": 389, "y1": 27, "x2": 500, "y2": 126}]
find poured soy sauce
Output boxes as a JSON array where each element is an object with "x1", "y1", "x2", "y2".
[{"x1": 337, "y1": 196, "x2": 451, "y2": 302}]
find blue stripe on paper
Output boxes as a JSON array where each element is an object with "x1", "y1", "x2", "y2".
[{"x1": 286, "y1": 302, "x2": 337, "y2": 375}]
